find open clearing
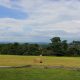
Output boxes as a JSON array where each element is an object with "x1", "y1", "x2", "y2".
[
  {"x1": 0, "y1": 55, "x2": 80, "y2": 80},
  {"x1": 0, "y1": 55, "x2": 80, "y2": 68},
  {"x1": 0, "y1": 68, "x2": 80, "y2": 80}
]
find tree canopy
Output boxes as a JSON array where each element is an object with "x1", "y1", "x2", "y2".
[{"x1": 0, "y1": 37, "x2": 80, "y2": 57}]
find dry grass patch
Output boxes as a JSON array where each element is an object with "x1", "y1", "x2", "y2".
[{"x1": 0, "y1": 55, "x2": 80, "y2": 68}]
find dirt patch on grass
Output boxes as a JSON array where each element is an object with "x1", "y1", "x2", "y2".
[{"x1": 0, "y1": 65, "x2": 80, "y2": 71}]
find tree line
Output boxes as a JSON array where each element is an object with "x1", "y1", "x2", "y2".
[{"x1": 0, "y1": 37, "x2": 80, "y2": 56}]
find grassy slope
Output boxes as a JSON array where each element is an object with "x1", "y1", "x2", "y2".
[
  {"x1": 0, "y1": 68, "x2": 80, "y2": 80},
  {"x1": 0, "y1": 55, "x2": 80, "y2": 68}
]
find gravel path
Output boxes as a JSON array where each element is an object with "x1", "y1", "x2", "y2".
[
  {"x1": 0, "y1": 65, "x2": 80, "y2": 71},
  {"x1": 0, "y1": 66, "x2": 12, "y2": 68}
]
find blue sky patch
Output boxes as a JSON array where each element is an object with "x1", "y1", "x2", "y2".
[{"x1": 0, "y1": 5, "x2": 27, "y2": 19}]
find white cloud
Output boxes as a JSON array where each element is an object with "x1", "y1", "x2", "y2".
[
  {"x1": 39, "y1": 20, "x2": 80, "y2": 33},
  {"x1": 0, "y1": 0, "x2": 80, "y2": 42},
  {"x1": 0, "y1": 18, "x2": 25, "y2": 32}
]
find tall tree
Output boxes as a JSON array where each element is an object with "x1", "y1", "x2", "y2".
[{"x1": 50, "y1": 37, "x2": 63, "y2": 56}]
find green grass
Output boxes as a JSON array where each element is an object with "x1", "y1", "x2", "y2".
[
  {"x1": 0, "y1": 55, "x2": 80, "y2": 68},
  {"x1": 0, "y1": 68, "x2": 80, "y2": 80},
  {"x1": 0, "y1": 55, "x2": 80, "y2": 80}
]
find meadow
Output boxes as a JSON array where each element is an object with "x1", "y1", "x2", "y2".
[
  {"x1": 0, "y1": 55, "x2": 80, "y2": 68},
  {"x1": 0, "y1": 68, "x2": 80, "y2": 80},
  {"x1": 0, "y1": 55, "x2": 80, "y2": 80}
]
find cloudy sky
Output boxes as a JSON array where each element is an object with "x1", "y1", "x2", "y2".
[{"x1": 0, "y1": 0, "x2": 80, "y2": 42}]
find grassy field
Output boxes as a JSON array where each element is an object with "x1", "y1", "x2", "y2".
[
  {"x1": 0, "y1": 55, "x2": 80, "y2": 68},
  {"x1": 0, "y1": 68, "x2": 80, "y2": 80},
  {"x1": 0, "y1": 55, "x2": 80, "y2": 80}
]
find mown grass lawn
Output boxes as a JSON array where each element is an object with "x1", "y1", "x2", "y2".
[
  {"x1": 0, "y1": 55, "x2": 80, "y2": 68},
  {"x1": 0, "y1": 68, "x2": 80, "y2": 80}
]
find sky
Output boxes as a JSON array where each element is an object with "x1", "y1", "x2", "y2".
[{"x1": 0, "y1": 0, "x2": 80, "y2": 42}]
